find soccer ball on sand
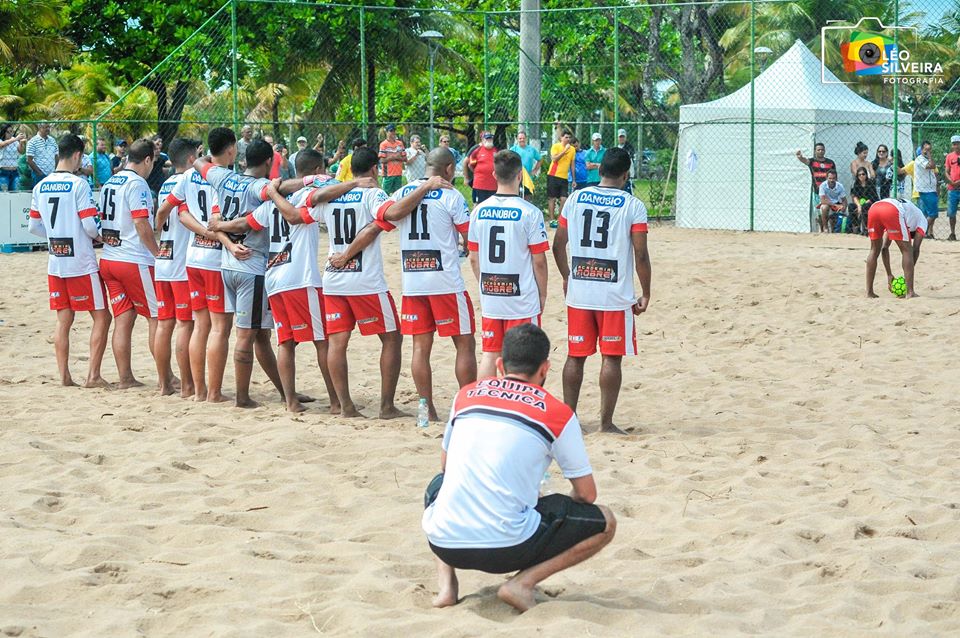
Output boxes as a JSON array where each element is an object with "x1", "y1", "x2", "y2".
[{"x1": 890, "y1": 276, "x2": 907, "y2": 298}]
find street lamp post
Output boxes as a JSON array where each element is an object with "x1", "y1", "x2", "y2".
[{"x1": 421, "y1": 30, "x2": 444, "y2": 148}]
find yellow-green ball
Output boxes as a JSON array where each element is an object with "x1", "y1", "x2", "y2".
[{"x1": 891, "y1": 276, "x2": 907, "y2": 298}]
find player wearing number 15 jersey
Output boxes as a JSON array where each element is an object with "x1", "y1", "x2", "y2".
[
  {"x1": 467, "y1": 150, "x2": 549, "y2": 379},
  {"x1": 553, "y1": 147, "x2": 651, "y2": 434},
  {"x1": 28, "y1": 134, "x2": 111, "y2": 388}
]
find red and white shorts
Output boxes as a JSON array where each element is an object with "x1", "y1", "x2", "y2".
[
  {"x1": 567, "y1": 307, "x2": 638, "y2": 357},
  {"x1": 324, "y1": 292, "x2": 399, "y2": 336},
  {"x1": 480, "y1": 315, "x2": 541, "y2": 353},
  {"x1": 187, "y1": 266, "x2": 226, "y2": 313},
  {"x1": 867, "y1": 201, "x2": 916, "y2": 241},
  {"x1": 401, "y1": 292, "x2": 475, "y2": 337},
  {"x1": 270, "y1": 287, "x2": 327, "y2": 344},
  {"x1": 48, "y1": 272, "x2": 108, "y2": 312},
  {"x1": 99, "y1": 259, "x2": 158, "y2": 318},
  {"x1": 155, "y1": 280, "x2": 193, "y2": 322}
]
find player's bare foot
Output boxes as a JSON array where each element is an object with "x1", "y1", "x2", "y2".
[
  {"x1": 433, "y1": 574, "x2": 459, "y2": 608},
  {"x1": 159, "y1": 384, "x2": 177, "y2": 396},
  {"x1": 497, "y1": 579, "x2": 537, "y2": 612},
  {"x1": 428, "y1": 408, "x2": 440, "y2": 421},
  {"x1": 61, "y1": 375, "x2": 77, "y2": 387},
  {"x1": 297, "y1": 393, "x2": 316, "y2": 403},
  {"x1": 117, "y1": 377, "x2": 144, "y2": 389},
  {"x1": 905, "y1": 292, "x2": 918, "y2": 298},
  {"x1": 379, "y1": 405, "x2": 409, "y2": 420},
  {"x1": 235, "y1": 397, "x2": 260, "y2": 409},
  {"x1": 180, "y1": 384, "x2": 195, "y2": 399},
  {"x1": 599, "y1": 423, "x2": 628, "y2": 435},
  {"x1": 867, "y1": 292, "x2": 879, "y2": 298},
  {"x1": 206, "y1": 392, "x2": 232, "y2": 403},
  {"x1": 83, "y1": 376, "x2": 112, "y2": 389},
  {"x1": 340, "y1": 404, "x2": 365, "y2": 418},
  {"x1": 286, "y1": 401, "x2": 306, "y2": 413},
  {"x1": 328, "y1": 403, "x2": 342, "y2": 415}
]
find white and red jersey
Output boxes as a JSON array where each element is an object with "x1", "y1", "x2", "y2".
[
  {"x1": 882, "y1": 198, "x2": 928, "y2": 234},
  {"x1": 422, "y1": 377, "x2": 593, "y2": 549},
  {"x1": 376, "y1": 179, "x2": 470, "y2": 296},
  {"x1": 154, "y1": 173, "x2": 190, "y2": 282},
  {"x1": 247, "y1": 187, "x2": 323, "y2": 296},
  {"x1": 169, "y1": 168, "x2": 221, "y2": 272},
  {"x1": 30, "y1": 172, "x2": 100, "y2": 277},
  {"x1": 559, "y1": 186, "x2": 648, "y2": 311},
  {"x1": 99, "y1": 170, "x2": 155, "y2": 266},
  {"x1": 467, "y1": 194, "x2": 548, "y2": 319},
  {"x1": 316, "y1": 186, "x2": 390, "y2": 296},
  {"x1": 200, "y1": 164, "x2": 270, "y2": 275}
]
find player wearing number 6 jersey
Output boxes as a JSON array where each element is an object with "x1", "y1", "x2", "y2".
[
  {"x1": 329, "y1": 148, "x2": 476, "y2": 422},
  {"x1": 99, "y1": 139, "x2": 160, "y2": 389},
  {"x1": 553, "y1": 147, "x2": 651, "y2": 434},
  {"x1": 467, "y1": 150, "x2": 549, "y2": 379},
  {"x1": 28, "y1": 134, "x2": 112, "y2": 388}
]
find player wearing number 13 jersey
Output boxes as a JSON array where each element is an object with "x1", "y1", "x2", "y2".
[
  {"x1": 467, "y1": 150, "x2": 549, "y2": 379},
  {"x1": 553, "y1": 147, "x2": 651, "y2": 434}
]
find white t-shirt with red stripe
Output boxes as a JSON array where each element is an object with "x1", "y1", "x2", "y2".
[
  {"x1": 247, "y1": 187, "x2": 323, "y2": 296},
  {"x1": 879, "y1": 198, "x2": 929, "y2": 235},
  {"x1": 168, "y1": 168, "x2": 222, "y2": 272},
  {"x1": 316, "y1": 186, "x2": 391, "y2": 296},
  {"x1": 467, "y1": 194, "x2": 549, "y2": 319},
  {"x1": 99, "y1": 170, "x2": 155, "y2": 266},
  {"x1": 560, "y1": 186, "x2": 648, "y2": 311},
  {"x1": 376, "y1": 179, "x2": 471, "y2": 296},
  {"x1": 422, "y1": 377, "x2": 592, "y2": 549},
  {"x1": 30, "y1": 172, "x2": 100, "y2": 277},
  {"x1": 155, "y1": 173, "x2": 191, "y2": 282}
]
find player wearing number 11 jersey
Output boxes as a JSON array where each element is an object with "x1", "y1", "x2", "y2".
[{"x1": 552, "y1": 147, "x2": 651, "y2": 434}]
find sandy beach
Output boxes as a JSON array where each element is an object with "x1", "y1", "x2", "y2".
[{"x1": 2, "y1": 225, "x2": 959, "y2": 637}]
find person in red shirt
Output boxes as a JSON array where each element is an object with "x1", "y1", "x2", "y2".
[
  {"x1": 263, "y1": 135, "x2": 283, "y2": 180},
  {"x1": 467, "y1": 132, "x2": 498, "y2": 204},
  {"x1": 378, "y1": 124, "x2": 407, "y2": 194},
  {"x1": 796, "y1": 143, "x2": 836, "y2": 231},
  {"x1": 944, "y1": 134, "x2": 960, "y2": 241}
]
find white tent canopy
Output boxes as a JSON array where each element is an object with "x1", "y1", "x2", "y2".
[{"x1": 676, "y1": 39, "x2": 913, "y2": 232}]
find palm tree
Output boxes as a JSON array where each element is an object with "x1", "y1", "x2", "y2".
[{"x1": 0, "y1": 0, "x2": 73, "y2": 74}]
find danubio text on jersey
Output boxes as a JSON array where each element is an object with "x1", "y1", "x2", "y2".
[
  {"x1": 465, "y1": 378, "x2": 548, "y2": 412},
  {"x1": 477, "y1": 207, "x2": 522, "y2": 222},
  {"x1": 39, "y1": 181, "x2": 74, "y2": 194},
  {"x1": 576, "y1": 191, "x2": 625, "y2": 208}
]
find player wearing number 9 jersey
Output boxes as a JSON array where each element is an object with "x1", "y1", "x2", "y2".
[
  {"x1": 467, "y1": 150, "x2": 549, "y2": 379},
  {"x1": 552, "y1": 147, "x2": 651, "y2": 434},
  {"x1": 28, "y1": 134, "x2": 111, "y2": 388}
]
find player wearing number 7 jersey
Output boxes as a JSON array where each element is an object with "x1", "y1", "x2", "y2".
[
  {"x1": 468, "y1": 150, "x2": 550, "y2": 379},
  {"x1": 552, "y1": 147, "x2": 651, "y2": 434},
  {"x1": 28, "y1": 134, "x2": 112, "y2": 388}
]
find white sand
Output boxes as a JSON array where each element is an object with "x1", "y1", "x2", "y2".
[{"x1": 1, "y1": 226, "x2": 959, "y2": 636}]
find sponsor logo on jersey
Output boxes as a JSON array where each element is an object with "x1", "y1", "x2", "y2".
[
  {"x1": 331, "y1": 190, "x2": 363, "y2": 204},
  {"x1": 190, "y1": 171, "x2": 209, "y2": 185},
  {"x1": 101, "y1": 228, "x2": 122, "y2": 248},
  {"x1": 157, "y1": 300, "x2": 167, "y2": 308},
  {"x1": 50, "y1": 291, "x2": 61, "y2": 298},
  {"x1": 401, "y1": 314, "x2": 419, "y2": 322},
  {"x1": 48, "y1": 237, "x2": 75, "y2": 257},
  {"x1": 569, "y1": 335, "x2": 585, "y2": 343},
  {"x1": 39, "y1": 181, "x2": 73, "y2": 194},
  {"x1": 436, "y1": 318, "x2": 453, "y2": 325},
  {"x1": 190, "y1": 290, "x2": 201, "y2": 298},
  {"x1": 577, "y1": 190, "x2": 626, "y2": 208},
  {"x1": 571, "y1": 256, "x2": 618, "y2": 283},
  {"x1": 480, "y1": 272, "x2": 521, "y2": 297},
  {"x1": 157, "y1": 240, "x2": 175, "y2": 260},
  {"x1": 481, "y1": 330, "x2": 495, "y2": 339},
  {"x1": 402, "y1": 185, "x2": 442, "y2": 200},
  {"x1": 175, "y1": 303, "x2": 189, "y2": 309},
  {"x1": 401, "y1": 249, "x2": 443, "y2": 272},
  {"x1": 110, "y1": 293, "x2": 126, "y2": 304},
  {"x1": 105, "y1": 175, "x2": 129, "y2": 186},
  {"x1": 601, "y1": 335, "x2": 622, "y2": 342},
  {"x1": 206, "y1": 295, "x2": 221, "y2": 301},
  {"x1": 132, "y1": 300, "x2": 144, "y2": 308},
  {"x1": 71, "y1": 295, "x2": 89, "y2": 302},
  {"x1": 477, "y1": 207, "x2": 522, "y2": 222},
  {"x1": 194, "y1": 234, "x2": 221, "y2": 250},
  {"x1": 326, "y1": 312, "x2": 342, "y2": 321},
  {"x1": 292, "y1": 323, "x2": 307, "y2": 330},
  {"x1": 357, "y1": 316, "x2": 379, "y2": 325},
  {"x1": 268, "y1": 243, "x2": 292, "y2": 269},
  {"x1": 325, "y1": 253, "x2": 362, "y2": 273}
]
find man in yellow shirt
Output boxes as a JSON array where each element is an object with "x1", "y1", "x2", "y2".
[
  {"x1": 547, "y1": 130, "x2": 575, "y2": 222},
  {"x1": 335, "y1": 138, "x2": 368, "y2": 182}
]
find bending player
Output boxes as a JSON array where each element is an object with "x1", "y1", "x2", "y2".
[
  {"x1": 866, "y1": 197, "x2": 925, "y2": 298},
  {"x1": 99, "y1": 139, "x2": 160, "y2": 389},
  {"x1": 467, "y1": 150, "x2": 549, "y2": 379},
  {"x1": 329, "y1": 148, "x2": 474, "y2": 420},
  {"x1": 553, "y1": 148, "x2": 651, "y2": 434},
  {"x1": 28, "y1": 133, "x2": 112, "y2": 388}
]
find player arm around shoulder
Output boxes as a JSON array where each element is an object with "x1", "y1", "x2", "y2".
[
  {"x1": 382, "y1": 175, "x2": 453, "y2": 223},
  {"x1": 263, "y1": 178, "x2": 306, "y2": 226}
]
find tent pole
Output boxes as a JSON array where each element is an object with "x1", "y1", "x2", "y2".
[
  {"x1": 892, "y1": 0, "x2": 899, "y2": 186},
  {"x1": 749, "y1": 0, "x2": 755, "y2": 231}
]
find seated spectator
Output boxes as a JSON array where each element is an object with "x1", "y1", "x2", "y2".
[
  {"x1": 818, "y1": 169, "x2": 847, "y2": 233},
  {"x1": 849, "y1": 167, "x2": 877, "y2": 234},
  {"x1": 0, "y1": 124, "x2": 26, "y2": 192}
]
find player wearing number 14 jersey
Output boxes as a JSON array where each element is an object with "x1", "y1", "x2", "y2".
[
  {"x1": 28, "y1": 134, "x2": 111, "y2": 388},
  {"x1": 468, "y1": 150, "x2": 549, "y2": 379},
  {"x1": 553, "y1": 148, "x2": 651, "y2": 434}
]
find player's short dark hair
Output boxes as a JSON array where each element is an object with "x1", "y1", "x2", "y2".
[
  {"x1": 207, "y1": 127, "x2": 237, "y2": 156},
  {"x1": 600, "y1": 147, "x2": 632, "y2": 178},
  {"x1": 295, "y1": 148, "x2": 325, "y2": 177},
  {"x1": 57, "y1": 133, "x2": 85, "y2": 158},
  {"x1": 351, "y1": 137, "x2": 367, "y2": 150},
  {"x1": 127, "y1": 139, "x2": 154, "y2": 163},
  {"x1": 502, "y1": 324, "x2": 550, "y2": 376},
  {"x1": 245, "y1": 139, "x2": 273, "y2": 168},
  {"x1": 826, "y1": 168, "x2": 838, "y2": 177},
  {"x1": 814, "y1": 142, "x2": 825, "y2": 150},
  {"x1": 168, "y1": 137, "x2": 199, "y2": 168},
  {"x1": 351, "y1": 146, "x2": 379, "y2": 174},
  {"x1": 561, "y1": 130, "x2": 572, "y2": 138},
  {"x1": 921, "y1": 140, "x2": 931, "y2": 149},
  {"x1": 493, "y1": 149, "x2": 522, "y2": 182}
]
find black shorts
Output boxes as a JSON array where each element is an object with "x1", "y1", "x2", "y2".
[
  {"x1": 472, "y1": 188, "x2": 496, "y2": 204},
  {"x1": 547, "y1": 175, "x2": 569, "y2": 199},
  {"x1": 429, "y1": 493, "x2": 607, "y2": 574}
]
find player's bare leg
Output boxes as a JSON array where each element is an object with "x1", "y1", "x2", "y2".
[
  {"x1": 83, "y1": 309, "x2": 111, "y2": 388},
  {"x1": 313, "y1": 340, "x2": 341, "y2": 414},
  {"x1": 819, "y1": 205, "x2": 830, "y2": 233},
  {"x1": 276, "y1": 340, "x2": 304, "y2": 413},
  {"x1": 155, "y1": 318, "x2": 177, "y2": 395},
  {"x1": 913, "y1": 236, "x2": 923, "y2": 266},
  {"x1": 175, "y1": 319, "x2": 194, "y2": 398},
  {"x1": 378, "y1": 330, "x2": 407, "y2": 420},
  {"x1": 452, "y1": 334, "x2": 477, "y2": 388},
  {"x1": 254, "y1": 329, "x2": 313, "y2": 404},
  {"x1": 562, "y1": 355, "x2": 586, "y2": 413},
  {"x1": 327, "y1": 331, "x2": 362, "y2": 417},
  {"x1": 206, "y1": 311, "x2": 232, "y2": 402},
  {"x1": 432, "y1": 557, "x2": 459, "y2": 608},
  {"x1": 599, "y1": 355, "x2": 627, "y2": 434},
  {"x1": 865, "y1": 238, "x2": 882, "y2": 298},
  {"x1": 880, "y1": 237, "x2": 895, "y2": 289},
  {"x1": 54, "y1": 308, "x2": 77, "y2": 386},
  {"x1": 189, "y1": 308, "x2": 210, "y2": 400},
  {"x1": 497, "y1": 506, "x2": 616, "y2": 612},
  {"x1": 412, "y1": 332, "x2": 439, "y2": 420},
  {"x1": 113, "y1": 310, "x2": 143, "y2": 389},
  {"x1": 478, "y1": 351, "x2": 499, "y2": 380},
  {"x1": 233, "y1": 327, "x2": 259, "y2": 408},
  {"x1": 896, "y1": 239, "x2": 917, "y2": 298},
  {"x1": 547, "y1": 196, "x2": 556, "y2": 221}
]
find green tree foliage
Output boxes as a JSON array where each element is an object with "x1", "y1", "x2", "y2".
[{"x1": 0, "y1": 0, "x2": 74, "y2": 75}]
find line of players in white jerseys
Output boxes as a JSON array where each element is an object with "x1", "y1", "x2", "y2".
[{"x1": 28, "y1": 128, "x2": 653, "y2": 431}]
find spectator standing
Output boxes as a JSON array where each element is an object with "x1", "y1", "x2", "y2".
[
  {"x1": 276, "y1": 143, "x2": 295, "y2": 179},
  {"x1": 849, "y1": 141, "x2": 875, "y2": 182},
  {"x1": 872, "y1": 144, "x2": 896, "y2": 200},
  {"x1": 288, "y1": 135, "x2": 309, "y2": 170},
  {"x1": 914, "y1": 140, "x2": 939, "y2": 238},
  {"x1": 0, "y1": 124, "x2": 26, "y2": 191},
  {"x1": 236, "y1": 125, "x2": 253, "y2": 170},
  {"x1": 336, "y1": 138, "x2": 367, "y2": 182},
  {"x1": 582, "y1": 132, "x2": 605, "y2": 189},
  {"x1": 616, "y1": 128, "x2": 635, "y2": 172},
  {"x1": 547, "y1": 130, "x2": 575, "y2": 222},
  {"x1": 569, "y1": 138, "x2": 588, "y2": 191},
  {"x1": 405, "y1": 135, "x2": 427, "y2": 182},
  {"x1": 943, "y1": 135, "x2": 960, "y2": 241},
  {"x1": 378, "y1": 124, "x2": 406, "y2": 194},
  {"x1": 817, "y1": 169, "x2": 847, "y2": 233},
  {"x1": 796, "y1": 142, "x2": 836, "y2": 215},
  {"x1": 111, "y1": 139, "x2": 128, "y2": 174},
  {"x1": 262, "y1": 135, "x2": 283, "y2": 180},
  {"x1": 849, "y1": 167, "x2": 877, "y2": 235},
  {"x1": 438, "y1": 135, "x2": 462, "y2": 165},
  {"x1": 146, "y1": 135, "x2": 170, "y2": 197},
  {"x1": 510, "y1": 131, "x2": 542, "y2": 179},
  {"x1": 26, "y1": 122, "x2": 59, "y2": 182},
  {"x1": 88, "y1": 137, "x2": 112, "y2": 187},
  {"x1": 466, "y1": 132, "x2": 497, "y2": 203}
]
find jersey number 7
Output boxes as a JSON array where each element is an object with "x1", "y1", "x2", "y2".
[{"x1": 48, "y1": 196, "x2": 60, "y2": 228}]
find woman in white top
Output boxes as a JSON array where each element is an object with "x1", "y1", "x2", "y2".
[{"x1": 0, "y1": 124, "x2": 26, "y2": 191}]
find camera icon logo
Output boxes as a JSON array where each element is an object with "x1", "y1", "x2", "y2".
[{"x1": 841, "y1": 30, "x2": 895, "y2": 76}]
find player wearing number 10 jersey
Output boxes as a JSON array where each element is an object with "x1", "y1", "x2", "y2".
[
  {"x1": 28, "y1": 134, "x2": 111, "y2": 388},
  {"x1": 553, "y1": 147, "x2": 651, "y2": 434},
  {"x1": 468, "y1": 150, "x2": 549, "y2": 379}
]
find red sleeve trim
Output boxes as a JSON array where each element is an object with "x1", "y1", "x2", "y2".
[
  {"x1": 199, "y1": 163, "x2": 212, "y2": 180},
  {"x1": 467, "y1": 240, "x2": 480, "y2": 251},
  {"x1": 631, "y1": 223, "x2": 649, "y2": 233},
  {"x1": 177, "y1": 204, "x2": 190, "y2": 214},
  {"x1": 246, "y1": 212, "x2": 264, "y2": 231},
  {"x1": 78, "y1": 207, "x2": 98, "y2": 219},
  {"x1": 259, "y1": 184, "x2": 269, "y2": 202},
  {"x1": 454, "y1": 221, "x2": 470, "y2": 233},
  {"x1": 130, "y1": 208, "x2": 150, "y2": 219},
  {"x1": 307, "y1": 188, "x2": 322, "y2": 206},
  {"x1": 299, "y1": 207, "x2": 315, "y2": 224},
  {"x1": 165, "y1": 193, "x2": 185, "y2": 206},
  {"x1": 529, "y1": 241, "x2": 550, "y2": 254},
  {"x1": 29, "y1": 209, "x2": 40, "y2": 219},
  {"x1": 374, "y1": 219, "x2": 396, "y2": 232},
  {"x1": 375, "y1": 200, "x2": 395, "y2": 223},
  {"x1": 915, "y1": 227, "x2": 926, "y2": 238},
  {"x1": 211, "y1": 204, "x2": 221, "y2": 214},
  {"x1": 558, "y1": 215, "x2": 568, "y2": 228}
]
